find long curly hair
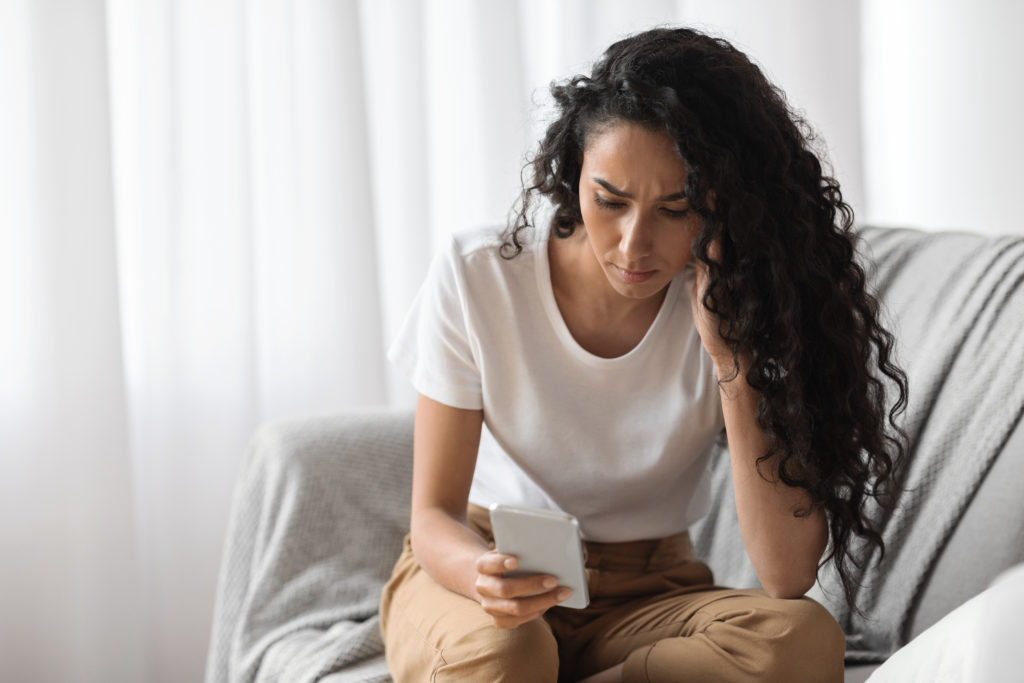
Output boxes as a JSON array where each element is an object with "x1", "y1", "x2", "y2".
[{"x1": 502, "y1": 26, "x2": 909, "y2": 610}]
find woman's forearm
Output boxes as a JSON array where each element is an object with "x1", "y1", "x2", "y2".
[
  {"x1": 410, "y1": 506, "x2": 492, "y2": 603},
  {"x1": 716, "y1": 356, "x2": 828, "y2": 599},
  {"x1": 409, "y1": 395, "x2": 491, "y2": 603}
]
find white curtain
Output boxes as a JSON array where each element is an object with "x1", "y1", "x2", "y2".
[
  {"x1": 861, "y1": 0, "x2": 1024, "y2": 233},
  {"x1": 1, "y1": 1, "x2": 1019, "y2": 681}
]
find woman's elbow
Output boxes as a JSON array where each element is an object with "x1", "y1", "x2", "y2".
[{"x1": 761, "y1": 572, "x2": 817, "y2": 599}]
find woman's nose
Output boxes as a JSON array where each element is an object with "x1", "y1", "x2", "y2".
[{"x1": 620, "y1": 213, "x2": 654, "y2": 261}]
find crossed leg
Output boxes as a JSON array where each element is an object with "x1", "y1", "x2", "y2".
[{"x1": 563, "y1": 587, "x2": 845, "y2": 683}]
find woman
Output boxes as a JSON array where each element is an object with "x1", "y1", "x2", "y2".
[{"x1": 380, "y1": 26, "x2": 908, "y2": 683}]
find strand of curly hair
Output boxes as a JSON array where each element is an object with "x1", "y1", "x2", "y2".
[{"x1": 501, "y1": 27, "x2": 909, "y2": 612}]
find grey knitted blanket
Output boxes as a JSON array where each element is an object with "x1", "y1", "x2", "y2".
[
  {"x1": 204, "y1": 410, "x2": 414, "y2": 683},
  {"x1": 692, "y1": 226, "x2": 1024, "y2": 661}
]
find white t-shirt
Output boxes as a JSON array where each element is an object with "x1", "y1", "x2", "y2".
[{"x1": 388, "y1": 223, "x2": 726, "y2": 542}]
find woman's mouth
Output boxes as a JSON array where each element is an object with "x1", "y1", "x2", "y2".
[{"x1": 613, "y1": 265, "x2": 656, "y2": 283}]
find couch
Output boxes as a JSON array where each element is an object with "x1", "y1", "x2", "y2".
[{"x1": 205, "y1": 225, "x2": 1024, "y2": 683}]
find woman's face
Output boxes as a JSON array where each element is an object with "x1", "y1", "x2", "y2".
[{"x1": 578, "y1": 122, "x2": 702, "y2": 301}]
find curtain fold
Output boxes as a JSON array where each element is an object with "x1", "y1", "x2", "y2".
[
  {"x1": 0, "y1": 1, "x2": 145, "y2": 681},
  {"x1": 2, "y1": 1, "x2": 1018, "y2": 681}
]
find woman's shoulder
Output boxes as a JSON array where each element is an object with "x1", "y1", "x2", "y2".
[
  {"x1": 444, "y1": 223, "x2": 543, "y2": 271},
  {"x1": 448, "y1": 224, "x2": 507, "y2": 259}
]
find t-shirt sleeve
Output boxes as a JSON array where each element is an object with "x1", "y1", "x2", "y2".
[{"x1": 387, "y1": 237, "x2": 483, "y2": 410}]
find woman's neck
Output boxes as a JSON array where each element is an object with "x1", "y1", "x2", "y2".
[
  {"x1": 547, "y1": 229, "x2": 668, "y2": 358},
  {"x1": 548, "y1": 228, "x2": 666, "y2": 321}
]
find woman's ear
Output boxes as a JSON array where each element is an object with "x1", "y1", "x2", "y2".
[
  {"x1": 706, "y1": 189, "x2": 717, "y2": 212},
  {"x1": 706, "y1": 236, "x2": 723, "y2": 265}
]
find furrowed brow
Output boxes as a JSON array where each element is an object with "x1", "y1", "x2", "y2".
[{"x1": 592, "y1": 176, "x2": 687, "y2": 202}]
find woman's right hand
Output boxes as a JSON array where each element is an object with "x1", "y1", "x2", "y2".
[{"x1": 473, "y1": 550, "x2": 572, "y2": 629}]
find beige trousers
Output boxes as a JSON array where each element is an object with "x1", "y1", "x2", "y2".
[{"x1": 379, "y1": 503, "x2": 845, "y2": 683}]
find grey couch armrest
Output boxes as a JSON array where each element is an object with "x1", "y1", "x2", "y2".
[{"x1": 205, "y1": 410, "x2": 414, "y2": 683}]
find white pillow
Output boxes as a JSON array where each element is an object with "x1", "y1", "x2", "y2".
[{"x1": 867, "y1": 563, "x2": 1024, "y2": 682}]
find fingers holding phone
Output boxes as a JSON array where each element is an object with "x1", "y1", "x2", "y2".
[{"x1": 473, "y1": 550, "x2": 571, "y2": 629}]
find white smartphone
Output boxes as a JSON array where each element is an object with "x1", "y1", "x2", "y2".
[{"x1": 488, "y1": 503, "x2": 590, "y2": 609}]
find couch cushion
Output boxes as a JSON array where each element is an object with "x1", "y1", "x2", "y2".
[{"x1": 868, "y1": 564, "x2": 1024, "y2": 682}]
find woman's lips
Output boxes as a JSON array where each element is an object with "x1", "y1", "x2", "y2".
[{"x1": 613, "y1": 265, "x2": 656, "y2": 283}]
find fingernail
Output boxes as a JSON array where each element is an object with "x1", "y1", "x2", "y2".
[
  {"x1": 543, "y1": 577, "x2": 557, "y2": 588},
  {"x1": 558, "y1": 589, "x2": 572, "y2": 600},
  {"x1": 504, "y1": 558, "x2": 515, "y2": 569}
]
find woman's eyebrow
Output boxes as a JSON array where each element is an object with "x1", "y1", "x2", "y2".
[{"x1": 591, "y1": 176, "x2": 687, "y2": 202}]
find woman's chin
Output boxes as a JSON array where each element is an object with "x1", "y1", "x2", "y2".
[{"x1": 604, "y1": 274, "x2": 669, "y2": 300}]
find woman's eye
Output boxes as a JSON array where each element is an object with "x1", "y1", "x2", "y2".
[
  {"x1": 594, "y1": 194, "x2": 624, "y2": 211},
  {"x1": 593, "y1": 194, "x2": 690, "y2": 219}
]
